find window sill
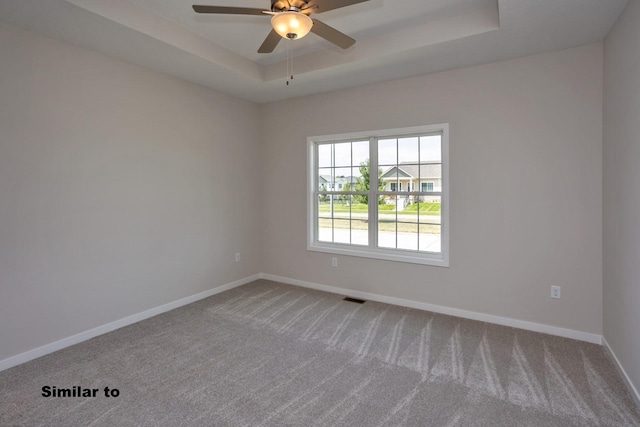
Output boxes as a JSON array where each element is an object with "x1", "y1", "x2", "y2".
[{"x1": 308, "y1": 241, "x2": 449, "y2": 267}]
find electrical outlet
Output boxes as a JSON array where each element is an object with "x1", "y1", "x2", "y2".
[
  {"x1": 551, "y1": 286, "x2": 561, "y2": 299},
  {"x1": 331, "y1": 257, "x2": 338, "y2": 268},
  {"x1": 235, "y1": 253, "x2": 241, "y2": 263}
]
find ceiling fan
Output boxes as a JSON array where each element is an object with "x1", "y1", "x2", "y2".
[{"x1": 192, "y1": 0, "x2": 369, "y2": 53}]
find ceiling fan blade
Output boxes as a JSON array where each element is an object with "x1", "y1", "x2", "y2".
[
  {"x1": 301, "y1": 4, "x2": 319, "y2": 15},
  {"x1": 192, "y1": 5, "x2": 266, "y2": 15},
  {"x1": 258, "y1": 29, "x2": 282, "y2": 53},
  {"x1": 306, "y1": 0, "x2": 369, "y2": 13},
  {"x1": 310, "y1": 19, "x2": 355, "y2": 49}
]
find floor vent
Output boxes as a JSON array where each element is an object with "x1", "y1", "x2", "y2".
[{"x1": 343, "y1": 297, "x2": 366, "y2": 304}]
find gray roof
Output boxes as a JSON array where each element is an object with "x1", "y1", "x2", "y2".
[
  {"x1": 381, "y1": 162, "x2": 441, "y2": 180},
  {"x1": 319, "y1": 175, "x2": 358, "y2": 185}
]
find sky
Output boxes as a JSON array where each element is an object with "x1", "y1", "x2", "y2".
[{"x1": 318, "y1": 135, "x2": 441, "y2": 179}]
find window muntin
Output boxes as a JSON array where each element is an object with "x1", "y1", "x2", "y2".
[{"x1": 308, "y1": 125, "x2": 449, "y2": 266}]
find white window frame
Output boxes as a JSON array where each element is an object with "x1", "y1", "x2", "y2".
[{"x1": 307, "y1": 124, "x2": 449, "y2": 267}]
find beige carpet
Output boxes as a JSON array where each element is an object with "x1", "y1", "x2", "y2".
[{"x1": 1, "y1": 279, "x2": 639, "y2": 426}]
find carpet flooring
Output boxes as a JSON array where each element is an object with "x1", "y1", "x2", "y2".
[{"x1": 1, "y1": 279, "x2": 639, "y2": 426}]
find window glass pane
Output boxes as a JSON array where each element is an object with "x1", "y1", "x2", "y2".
[
  {"x1": 419, "y1": 224, "x2": 441, "y2": 252},
  {"x1": 318, "y1": 220, "x2": 333, "y2": 242},
  {"x1": 352, "y1": 141, "x2": 369, "y2": 166},
  {"x1": 318, "y1": 194, "x2": 335, "y2": 243},
  {"x1": 421, "y1": 166, "x2": 441, "y2": 189},
  {"x1": 381, "y1": 165, "x2": 397, "y2": 192},
  {"x1": 351, "y1": 219, "x2": 368, "y2": 245},
  {"x1": 400, "y1": 200, "x2": 419, "y2": 222},
  {"x1": 335, "y1": 167, "x2": 351, "y2": 191},
  {"x1": 398, "y1": 137, "x2": 419, "y2": 164},
  {"x1": 378, "y1": 196, "x2": 397, "y2": 249},
  {"x1": 350, "y1": 195, "x2": 369, "y2": 214},
  {"x1": 346, "y1": 169, "x2": 357, "y2": 188},
  {"x1": 416, "y1": 195, "x2": 441, "y2": 225},
  {"x1": 398, "y1": 200, "x2": 418, "y2": 251},
  {"x1": 378, "y1": 138, "x2": 397, "y2": 166},
  {"x1": 420, "y1": 135, "x2": 441, "y2": 162},
  {"x1": 318, "y1": 194, "x2": 333, "y2": 217},
  {"x1": 331, "y1": 195, "x2": 349, "y2": 215},
  {"x1": 417, "y1": 195, "x2": 441, "y2": 252},
  {"x1": 333, "y1": 219, "x2": 351, "y2": 244},
  {"x1": 334, "y1": 142, "x2": 351, "y2": 167},
  {"x1": 351, "y1": 195, "x2": 368, "y2": 245},
  {"x1": 319, "y1": 144, "x2": 332, "y2": 168},
  {"x1": 397, "y1": 222, "x2": 419, "y2": 251},
  {"x1": 318, "y1": 166, "x2": 332, "y2": 181},
  {"x1": 396, "y1": 222, "x2": 418, "y2": 251},
  {"x1": 353, "y1": 160, "x2": 370, "y2": 189},
  {"x1": 334, "y1": 167, "x2": 350, "y2": 177}
]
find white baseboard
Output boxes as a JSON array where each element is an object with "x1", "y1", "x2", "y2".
[
  {"x1": 260, "y1": 273, "x2": 603, "y2": 345},
  {"x1": 1, "y1": 272, "x2": 605, "y2": 373},
  {"x1": 0, "y1": 274, "x2": 260, "y2": 372},
  {"x1": 602, "y1": 337, "x2": 640, "y2": 409}
]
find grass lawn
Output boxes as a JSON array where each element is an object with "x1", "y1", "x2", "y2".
[
  {"x1": 401, "y1": 202, "x2": 441, "y2": 214},
  {"x1": 318, "y1": 201, "x2": 441, "y2": 234},
  {"x1": 318, "y1": 202, "x2": 395, "y2": 213},
  {"x1": 318, "y1": 202, "x2": 440, "y2": 215}
]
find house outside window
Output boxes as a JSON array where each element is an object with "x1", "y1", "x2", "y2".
[{"x1": 308, "y1": 124, "x2": 449, "y2": 266}]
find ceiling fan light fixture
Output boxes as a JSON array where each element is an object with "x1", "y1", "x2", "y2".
[{"x1": 271, "y1": 11, "x2": 313, "y2": 40}]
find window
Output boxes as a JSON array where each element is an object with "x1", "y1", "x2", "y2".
[
  {"x1": 422, "y1": 182, "x2": 434, "y2": 192},
  {"x1": 308, "y1": 124, "x2": 449, "y2": 266}
]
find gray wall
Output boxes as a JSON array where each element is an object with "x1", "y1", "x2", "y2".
[
  {"x1": 603, "y1": 0, "x2": 640, "y2": 398},
  {"x1": 261, "y1": 43, "x2": 604, "y2": 335},
  {"x1": 0, "y1": 22, "x2": 261, "y2": 361},
  {"x1": 0, "y1": 18, "x2": 613, "y2": 369}
]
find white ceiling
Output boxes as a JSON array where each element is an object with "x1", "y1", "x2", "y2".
[{"x1": 0, "y1": 0, "x2": 629, "y2": 103}]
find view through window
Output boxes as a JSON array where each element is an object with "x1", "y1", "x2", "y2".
[{"x1": 308, "y1": 125, "x2": 449, "y2": 266}]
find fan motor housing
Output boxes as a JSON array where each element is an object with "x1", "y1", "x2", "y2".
[{"x1": 272, "y1": 0, "x2": 308, "y2": 12}]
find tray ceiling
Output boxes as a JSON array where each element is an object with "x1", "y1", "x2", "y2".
[{"x1": 0, "y1": 0, "x2": 629, "y2": 103}]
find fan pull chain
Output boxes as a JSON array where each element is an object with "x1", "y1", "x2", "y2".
[{"x1": 286, "y1": 40, "x2": 294, "y2": 85}]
